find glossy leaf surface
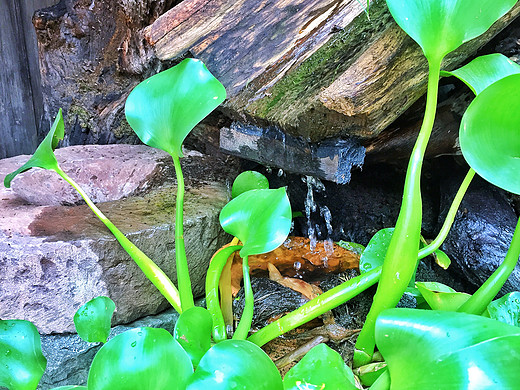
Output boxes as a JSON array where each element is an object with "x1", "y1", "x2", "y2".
[
  {"x1": 231, "y1": 171, "x2": 269, "y2": 198},
  {"x1": 174, "y1": 306, "x2": 212, "y2": 367},
  {"x1": 416, "y1": 282, "x2": 471, "y2": 311},
  {"x1": 219, "y1": 188, "x2": 292, "y2": 257},
  {"x1": 441, "y1": 53, "x2": 520, "y2": 95},
  {"x1": 386, "y1": 0, "x2": 517, "y2": 63},
  {"x1": 359, "y1": 228, "x2": 393, "y2": 274},
  {"x1": 460, "y1": 74, "x2": 520, "y2": 195},
  {"x1": 376, "y1": 308, "x2": 520, "y2": 389},
  {"x1": 433, "y1": 248, "x2": 451, "y2": 269},
  {"x1": 125, "y1": 58, "x2": 226, "y2": 158},
  {"x1": 283, "y1": 343, "x2": 357, "y2": 390},
  {"x1": 186, "y1": 339, "x2": 283, "y2": 389},
  {"x1": 87, "y1": 327, "x2": 193, "y2": 390},
  {"x1": 0, "y1": 320, "x2": 47, "y2": 390},
  {"x1": 73, "y1": 296, "x2": 115, "y2": 343},
  {"x1": 4, "y1": 109, "x2": 64, "y2": 188},
  {"x1": 487, "y1": 291, "x2": 520, "y2": 327},
  {"x1": 336, "y1": 240, "x2": 365, "y2": 256}
]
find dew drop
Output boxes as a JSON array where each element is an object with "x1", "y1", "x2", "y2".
[{"x1": 131, "y1": 341, "x2": 137, "y2": 348}]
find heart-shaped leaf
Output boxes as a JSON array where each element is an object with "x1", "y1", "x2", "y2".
[
  {"x1": 4, "y1": 109, "x2": 64, "y2": 188},
  {"x1": 186, "y1": 339, "x2": 283, "y2": 389},
  {"x1": 174, "y1": 306, "x2": 212, "y2": 367},
  {"x1": 442, "y1": 53, "x2": 520, "y2": 95},
  {"x1": 386, "y1": 0, "x2": 517, "y2": 63},
  {"x1": 487, "y1": 291, "x2": 520, "y2": 327},
  {"x1": 283, "y1": 343, "x2": 357, "y2": 390},
  {"x1": 231, "y1": 171, "x2": 269, "y2": 198},
  {"x1": 459, "y1": 74, "x2": 520, "y2": 195},
  {"x1": 219, "y1": 188, "x2": 292, "y2": 258},
  {"x1": 73, "y1": 296, "x2": 116, "y2": 343},
  {"x1": 0, "y1": 320, "x2": 47, "y2": 390},
  {"x1": 125, "y1": 58, "x2": 226, "y2": 158},
  {"x1": 376, "y1": 308, "x2": 520, "y2": 389},
  {"x1": 416, "y1": 282, "x2": 471, "y2": 311},
  {"x1": 359, "y1": 228, "x2": 394, "y2": 273},
  {"x1": 87, "y1": 327, "x2": 193, "y2": 390}
]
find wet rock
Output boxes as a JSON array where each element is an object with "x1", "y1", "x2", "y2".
[{"x1": 0, "y1": 145, "x2": 237, "y2": 334}]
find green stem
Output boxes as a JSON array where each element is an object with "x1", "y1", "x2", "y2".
[
  {"x1": 172, "y1": 154, "x2": 194, "y2": 311},
  {"x1": 418, "y1": 168, "x2": 475, "y2": 259},
  {"x1": 206, "y1": 245, "x2": 242, "y2": 342},
  {"x1": 354, "y1": 60, "x2": 441, "y2": 367},
  {"x1": 248, "y1": 266, "x2": 381, "y2": 346},
  {"x1": 233, "y1": 255, "x2": 254, "y2": 340},
  {"x1": 458, "y1": 216, "x2": 520, "y2": 315},
  {"x1": 55, "y1": 168, "x2": 182, "y2": 313}
]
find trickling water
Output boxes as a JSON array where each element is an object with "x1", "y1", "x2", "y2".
[
  {"x1": 320, "y1": 205, "x2": 334, "y2": 257},
  {"x1": 303, "y1": 175, "x2": 327, "y2": 251}
]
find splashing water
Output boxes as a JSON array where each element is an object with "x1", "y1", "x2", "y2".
[{"x1": 303, "y1": 175, "x2": 327, "y2": 251}]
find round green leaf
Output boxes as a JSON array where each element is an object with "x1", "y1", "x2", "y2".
[
  {"x1": 459, "y1": 74, "x2": 520, "y2": 194},
  {"x1": 376, "y1": 308, "x2": 520, "y2": 389},
  {"x1": 4, "y1": 109, "x2": 64, "y2": 188},
  {"x1": 219, "y1": 188, "x2": 292, "y2": 258},
  {"x1": 174, "y1": 306, "x2": 212, "y2": 367},
  {"x1": 283, "y1": 343, "x2": 357, "y2": 390},
  {"x1": 386, "y1": 0, "x2": 517, "y2": 63},
  {"x1": 73, "y1": 296, "x2": 116, "y2": 343},
  {"x1": 231, "y1": 171, "x2": 269, "y2": 198},
  {"x1": 359, "y1": 228, "x2": 394, "y2": 274},
  {"x1": 487, "y1": 291, "x2": 520, "y2": 327},
  {"x1": 0, "y1": 320, "x2": 47, "y2": 390},
  {"x1": 186, "y1": 339, "x2": 283, "y2": 389},
  {"x1": 87, "y1": 327, "x2": 193, "y2": 390},
  {"x1": 416, "y1": 282, "x2": 471, "y2": 311},
  {"x1": 442, "y1": 53, "x2": 520, "y2": 95},
  {"x1": 125, "y1": 58, "x2": 226, "y2": 158}
]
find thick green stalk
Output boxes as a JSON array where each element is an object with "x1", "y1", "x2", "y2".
[
  {"x1": 418, "y1": 168, "x2": 475, "y2": 259},
  {"x1": 458, "y1": 216, "x2": 520, "y2": 315},
  {"x1": 206, "y1": 245, "x2": 242, "y2": 342},
  {"x1": 353, "y1": 60, "x2": 441, "y2": 367},
  {"x1": 55, "y1": 168, "x2": 182, "y2": 313},
  {"x1": 248, "y1": 266, "x2": 381, "y2": 347},
  {"x1": 233, "y1": 255, "x2": 254, "y2": 340},
  {"x1": 172, "y1": 154, "x2": 194, "y2": 311}
]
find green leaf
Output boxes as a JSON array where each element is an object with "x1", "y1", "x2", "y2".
[
  {"x1": 336, "y1": 240, "x2": 365, "y2": 256},
  {"x1": 50, "y1": 387, "x2": 88, "y2": 390},
  {"x1": 416, "y1": 282, "x2": 471, "y2": 311},
  {"x1": 4, "y1": 109, "x2": 64, "y2": 188},
  {"x1": 87, "y1": 327, "x2": 193, "y2": 390},
  {"x1": 186, "y1": 339, "x2": 283, "y2": 389},
  {"x1": 459, "y1": 74, "x2": 520, "y2": 195},
  {"x1": 174, "y1": 306, "x2": 212, "y2": 367},
  {"x1": 433, "y1": 248, "x2": 451, "y2": 269},
  {"x1": 386, "y1": 0, "x2": 517, "y2": 63},
  {"x1": 219, "y1": 188, "x2": 292, "y2": 258},
  {"x1": 125, "y1": 58, "x2": 226, "y2": 158},
  {"x1": 73, "y1": 296, "x2": 116, "y2": 343},
  {"x1": 441, "y1": 53, "x2": 520, "y2": 95},
  {"x1": 359, "y1": 228, "x2": 394, "y2": 274},
  {"x1": 231, "y1": 171, "x2": 269, "y2": 198},
  {"x1": 376, "y1": 308, "x2": 520, "y2": 389},
  {"x1": 487, "y1": 291, "x2": 520, "y2": 327},
  {"x1": 353, "y1": 362, "x2": 387, "y2": 387},
  {"x1": 0, "y1": 320, "x2": 47, "y2": 390},
  {"x1": 283, "y1": 343, "x2": 357, "y2": 390}
]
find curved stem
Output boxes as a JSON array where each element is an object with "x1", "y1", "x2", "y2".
[
  {"x1": 206, "y1": 245, "x2": 242, "y2": 342},
  {"x1": 458, "y1": 216, "x2": 520, "y2": 315},
  {"x1": 354, "y1": 60, "x2": 441, "y2": 367},
  {"x1": 418, "y1": 168, "x2": 475, "y2": 259},
  {"x1": 248, "y1": 266, "x2": 381, "y2": 346},
  {"x1": 55, "y1": 168, "x2": 182, "y2": 313},
  {"x1": 220, "y1": 237, "x2": 240, "y2": 334},
  {"x1": 233, "y1": 255, "x2": 254, "y2": 340},
  {"x1": 172, "y1": 154, "x2": 194, "y2": 311}
]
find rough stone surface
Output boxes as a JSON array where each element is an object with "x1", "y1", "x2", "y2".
[{"x1": 0, "y1": 145, "x2": 237, "y2": 334}]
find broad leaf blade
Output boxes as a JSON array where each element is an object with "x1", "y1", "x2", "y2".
[
  {"x1": 460, "y1": 74, "x2": 520, "y2": 194},
  {"x1": 441, "y1": 53, "x2": 520, "y2": 95},
  {"x1": 73, "y1": 296, "x2": 116, "y2": 343},
  {"x1": 186, "y1": 339, "x2": 283, "y2": 389},
  {"x1": 283, "y1": 343, "x2": 357, "y2": 390},
  {"x1": 0, "y1": 320, "x2": 47, "y2": 390},
  {"x1": 416, "y1": 282, "x2": 471, "y2": 311},
  {"x1": 231, "y1": 171, "x2": 269, "y2": 198},
  {"x1": 4, "y1": 109, "x2": 64, "y2": 188},
  {"x1": 487, "y1": 291, "x2": 520, "y2": 327},
  {"x1": 174, "y1": 306, "x2": 212, "y2": 367},
  {"x1": 359, "y1": 228, "x2": 394, "y2": 273},
  {"x1": 219, "y1": 188, "x2": 292, "y2": 258},
  {"x1": 386, "y1": 0, "x2": 517, "y2": 63},
  {"x1": 125, "y1": 58, "x2": 226, "y2": 158},
  {"x1": 87, "y1": 327, "x2": 193, "y2": 390}
]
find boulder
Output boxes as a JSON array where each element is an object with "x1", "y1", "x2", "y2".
[{"x1": 0, "y1": 145, "x2": 238, "y2": 334}]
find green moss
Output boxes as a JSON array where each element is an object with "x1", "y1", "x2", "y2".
[{"x1": 67, "y1": 104, "x2": 92, "y2": 130}]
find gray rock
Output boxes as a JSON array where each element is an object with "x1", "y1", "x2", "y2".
[{"x1": 0, "y1": 145, "x2": 237, "y2": 334}]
